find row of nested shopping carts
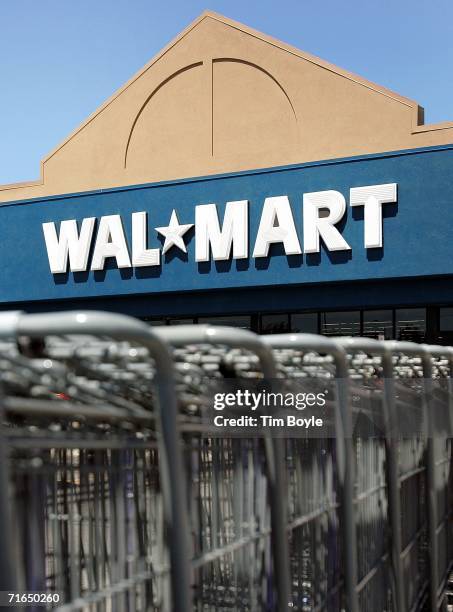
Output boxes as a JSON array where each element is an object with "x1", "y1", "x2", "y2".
[{"x1": 0, "y1": 310, "x2": 451, "y2": 611}]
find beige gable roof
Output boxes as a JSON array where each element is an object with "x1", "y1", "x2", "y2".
[{"x1": 1, "y1": 10, "x2": 453, "y2": 202}]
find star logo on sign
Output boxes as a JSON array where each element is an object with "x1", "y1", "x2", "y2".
[{"x1": 155, "y1": 210, "x2": 194, "y2": 254}]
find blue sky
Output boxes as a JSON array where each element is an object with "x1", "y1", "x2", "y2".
[{"x1": 1, "y1": 0, "x2": 452, "y2": 185}]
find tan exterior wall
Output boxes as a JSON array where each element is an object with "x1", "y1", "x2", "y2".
[{"x1": 1, "y1": 11, "x2": 453, "y2": 203}]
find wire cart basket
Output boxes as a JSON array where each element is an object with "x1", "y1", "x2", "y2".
[{"x1": 0, "y1": 311, "x2": 450, "y2": 612}]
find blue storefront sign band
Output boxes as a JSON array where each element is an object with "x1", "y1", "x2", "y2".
[{"x1": 1, "y1": 144, "x2": 452, "y2": 304}]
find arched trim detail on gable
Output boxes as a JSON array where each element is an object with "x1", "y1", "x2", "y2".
[
  {"x1": 124, "y1": 61, "x2": 204, "y2": 168},
  {"x1": 213, "y1": 57, "x2": 298, "y2": 123}
]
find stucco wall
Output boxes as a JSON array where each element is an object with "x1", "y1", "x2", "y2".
[{"x1": 1, "y1": 11, "x2": 452, "y2": 203}]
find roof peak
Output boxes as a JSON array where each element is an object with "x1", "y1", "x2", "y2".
[{"x1": 1, "y1": 10, "x2": 452, "y2": 202}]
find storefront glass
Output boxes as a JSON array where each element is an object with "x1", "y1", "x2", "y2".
[
  {"x1": 291, "y1": 313, "x2": 318, "y2": 334},
  {"x1": 260, "y1": 314, "x2": 290, "y2": 334},
  {"x1": 363, "y1": 310, "x2": 393, "y2": 339},
  {"x1": 395, "y1": 308, "x2": 426, "y2": 342},
  {"x1": 320, "y1": 311, "x2": 360, "y2": 336},
  {"x1": 198, "y1": 315, "x2": 251, "y2": 329},
  {"x1": 142, "y1": 306, "x2": 441, "y2": 343}
]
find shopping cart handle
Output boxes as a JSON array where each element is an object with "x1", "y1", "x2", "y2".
[{"x1": 0, "y1": 311, "x2": 22, "y2": 338}]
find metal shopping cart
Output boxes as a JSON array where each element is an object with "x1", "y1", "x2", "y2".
[{"x1": 0, "y1": 311, "x2": 450, "y2": 611}]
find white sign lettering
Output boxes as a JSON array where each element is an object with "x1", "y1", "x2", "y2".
[
  {"x1": 253, "y1": 196, "x2": 302, "y2": 257},
  {"x1": 195, "y1": 201, "x2": 248, "y2": 262},
  {"x1": 42, "y1": 183, "x2": 397, "y2": 274},
  {"x1": 350, "y1": 183, "x2": 397, "y2": 248},
  {"x1": 132, "y1": 211, "x2": 160, "y2": 267},
  {"x1": 303, "y1": 190, "x2": 351, "y2": 253},
  {"x1": 43, "y1": 217, "x2": 95, "y2": 274},
  {"x1": 91, "y1": 215, "x2": 131, "y2": 271}
]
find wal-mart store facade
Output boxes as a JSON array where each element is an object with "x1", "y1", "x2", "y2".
[{"x1": 1, "y1": 12, "x2": 453, "y2": 344}]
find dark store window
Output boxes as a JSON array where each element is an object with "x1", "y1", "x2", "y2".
[
  {"x1": 168, "y1": 318, "x2": 197, "y2": 325},
  {"x1": 291, "y1": 313, "x2": 318, "y2": 334},
  {"x1": 142, "y1": 305, "x2": 444, "y2": 344},
  {"x1": 395, "y1": 308, "x2": 426, "y2": 342},
  {"x1": 363, "y1": 310, "x2": 393, "y2": 340},
  {"x1": 198, "y1": 315, "x2": 251, "y2": 329},
  {"x1": 440, "y1": 307, "x2": 453, "y2": 331},
  {"x1": 439, "y1": 307, "x2": 453, "y2": 344},
  {"x1": 260, "y1": 314, "x2": 290, "y2": 334},
  {"x1": 320, "y1": 311, "x2": 360, "y2": 336}
]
